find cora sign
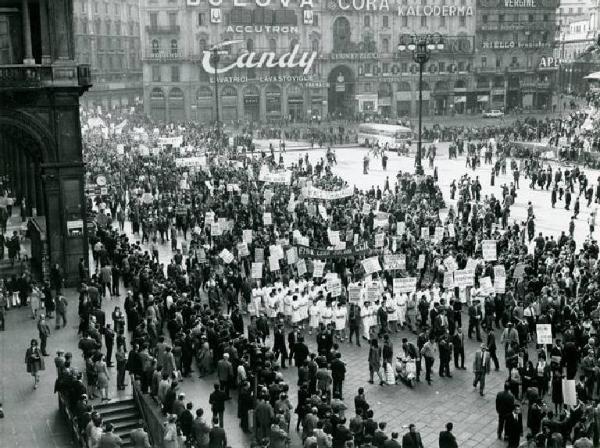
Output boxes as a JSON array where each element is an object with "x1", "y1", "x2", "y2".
[{"x1": 201, "y1": 40, "x2": 318, "y2": 75}]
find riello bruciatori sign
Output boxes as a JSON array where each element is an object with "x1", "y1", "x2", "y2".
[{"x1": 202, "y1": 40, "x2": 318, "y2": 75}]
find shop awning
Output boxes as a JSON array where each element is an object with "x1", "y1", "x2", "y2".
[
  {"x1": 477, "y1": 95, "x2": 489, "y2": 102},
  {"x1": 584, "y1": 71, "x2": 600, "y2": 80},
  {"x1": 454, "y1": 96, "x2": 467, "y2": 103}
]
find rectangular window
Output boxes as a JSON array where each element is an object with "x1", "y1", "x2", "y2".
[
  {"x1": 401, "y1": 62, "x2": 408, "y2": 73},
  {"x1": 482, "y1": 15, "x2": 488, "y2": 23},
  {"x1": 528, "y1": 14, "x2": 533, "y2": 22},
  {"x1": 481, "y1": 56, "x2": 487, "y2": 68},
  {"x1": 458, "y1": 61, "x2": 465, "y2": 72},
  {"x1": 171, "y1": 66, "x2": 180, "y2": 82},
  {"x1": 383, "y1": 15, "x2": 389, "y2": 27},
  {"x1": 151, "y1": 65, "x2": 160, "y2": 82},
  {"x1": 150, "y1": 13, "x2": 158, "y2": 28},
  {"x1": 496, "y1": 56, "x2": 502, "y2": 68},
  {"x1": 314, "y1": 14, "x2": 319, "y2": 26},
  {"x1": 168, "y1": 12, "x2": 178, "y2": 27},
  {"x1": 440, "y1": 16, "x2": 446, "y2": 27},
  {"x1": 459, "y1": 16, "x2": 466, "y2": 27},
  {"x1": 421, "y1": 16, "x2": 427, "y2": 26},
  {"x1": 198, "y1": 13, "x2": 205, "y2": 26},
  {"x1": 438, "y1": 62, "x2": 445, "y2": 72},
  {"x1": 402, "y1": 16, "x2": 408, "y2": 27},
  {"x1": 543, "y1": 14, "x2": 549, "y2": 22},
  {"x1": 382, "y1": 62, "x2": 389, "y2": 73},
  {"x1": 499, "y1": 14, "x2": 504, "y2": 23}
]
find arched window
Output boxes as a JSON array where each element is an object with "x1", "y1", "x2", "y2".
[
  {"x1": 269, "y1": 38, "x2": 277, "y2": 52},
  {"x1": 311, "y1": 39, "x2": 319, "y2": 52},
  {"x1": 170, "y1": 39, "x2": 178, "y2": 54},
  {"x1": 333, "y1": 17, "x2": 351, "y2": 52},
  {"x1": 152, "y1": 39, "x2": 159, "y2": 55},
  {"x1": 246, "y1": 39, "x2": 254, "y2": 51},
  {"x1": 199, "y1": 39, "x2": 207, "y2": 51},
  {"x1": 364, "y1": 15, "x2": 371, "y2": 27}
]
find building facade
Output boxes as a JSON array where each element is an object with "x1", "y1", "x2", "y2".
[
  {"x1": 141, "y1": 0, "x2": 482, "y2": 123},
  {"x1": 73, "y1": 0, "x2": 143, "y2": 109},
  {"x1": 475, "y1": 0, "x2": 558, "y2": 112},
  {"x1": 555, "y1": 3, "x2": 600, "y2": 96}
]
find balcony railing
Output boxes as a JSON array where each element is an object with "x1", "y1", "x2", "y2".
[
  {"x1": 145, "y1": 25, "x2": 180, "y2": 34},
  {"x1": 0, "y1": 64, "x2": 92, "y2": 89},
  {"x1": 143, "y1": 50, "x2": 185, "y2": 61}
]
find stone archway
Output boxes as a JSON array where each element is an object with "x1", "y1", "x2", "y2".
[{"x1": 328, "y1": 65, "x2": 356, "y2": 118}]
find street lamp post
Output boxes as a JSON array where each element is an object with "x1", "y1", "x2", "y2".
[
  {"x1": 398, "y1": 34, "x2": 445, "y2": 176},
  {"x1": 210, "y1": 48, "x2": 221, "y2": 137}
]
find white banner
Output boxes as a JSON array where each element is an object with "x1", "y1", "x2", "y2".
[
  {"x1": 158, "y1": 136, "x2": 184, "y2": 148},
  {"x1": 258, "y1": 166, "x2": 292, "y2": 184},
  {"x1": 482, "y1": 240, "x2": 497, "y2": 261},
  {"x1": 453, "y1": 269, "x2": 474, "y2": 288},
  {"x1": 362, "y1": 257, "x2": 382, "y2": 275},
  {"x1": 305, "y1": 185, "x2": 354, "y2": 200},
  {"x1": 219, "y1": 249, "x2": 234, "y2": 264},
  {"x1": 384, "y1": 254, "x2": 406, "y2": 270},
  {"x1": 251, "y1": 262, "x2": 263, "y2": 279},
  {"x1": 175, "y1": 156, "x2": 206, "y2": 168}
]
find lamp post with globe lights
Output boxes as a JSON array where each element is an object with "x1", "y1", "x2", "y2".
[{"x1": 397, "y1": 34, "x2": 445, "y2": 175}]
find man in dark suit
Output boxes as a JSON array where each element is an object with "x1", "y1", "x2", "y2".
[
  {"x1": 402, "y1": 424, "x2": 424, "y2": 448},
  {"x1": 293, "y1": 336, "x2": 309, "y2": 370},
  {"x1": 208, "y1": 384, "x2": 227, "y2": 428},
  {"x1": 273, "y1": 324, "x2": 288, "y2": 368},
  {"x1": 330, "y1": 352, "x2": 346, "y2": 399},
  {"x1": 496, "y1": 383, "x2": 515, "y2": 440},
  {"x1": 439, "y1": 422, "x2": 458, "y2": 448},
  {"x1": 208, "y1": 417, "x2": 227, "y2": 447},
  {"x1": 354, "y1": 387, "x2": 370, "y2": 416},
  {"x1": 505, "y1": 404, "x2": 523, "y2": 448},
  {"x1": 383, "y1": 432, "x2": 402, "y2": 448}
]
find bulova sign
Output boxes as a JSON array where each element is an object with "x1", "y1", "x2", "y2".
[{"x1": 201, "y1": 40, "x2": 318, "y2": 75}]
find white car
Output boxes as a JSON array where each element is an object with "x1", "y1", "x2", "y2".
[{"x1": 483, "y1": 110, "x2": 504, "y2": 118}]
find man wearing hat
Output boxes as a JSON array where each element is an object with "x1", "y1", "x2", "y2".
[
  {"x1": 473, "y1": 343, "x2": 491, "y2": 396},
  {"x1": 54, "y1": 349, "x2": 66, "y2": 377}
]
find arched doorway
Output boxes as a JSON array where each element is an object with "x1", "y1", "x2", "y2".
[
  {"x1": 476, "y1": 77, "x2": 490, "y2": 112},
  {"x1": 168, "y1": 87, "x2": 185, "y2": 122},
  {"x1": 243, "y1": 86, "x2": 260, "y2": 122},
  {"x1": 377, "y1": 82, "x2": 392, "y2": 118},
  {"x1": 332, "y1": 17, "x2": 351, "y2": 52},
  {"x1": 396, "y1": 81, "x2": 412, "y2": 117},
  {"x1": 287, "y1": 84, "x2": 304, "y2": 122},
  {"x1": 0, "y1": 109, "x2": 87, "y2": 283},
  {"x1": 220, "y1": 86, "x2": 238, "y2": 123},
  {"x1": 265, "y1": 85, "x2": 282, "y2": 122},
  {"x1": 150, "y1": 87, "x2": 166, "y2": 122},
  {"x1": 433, "y1": 81, "x2": 449, "y2": 115},
  {"x1": 328, "y1": 65, "x2": 355, "y2": 119},
  {"x1": 195, "y1": 86, "x2": 213, "y2": 124},
  {"x1": 454, "y1": 79, "x2": 467, "y2": 114}
]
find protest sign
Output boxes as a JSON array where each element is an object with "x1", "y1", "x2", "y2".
[
  {"x1": 211, "y1": 222, "x2": 222, "y2": 236},
  {"x1": 453, "y1": 270, "x2": 474, "y2": 288},
  {"x1": 313, "y1": 261, "x2": 325, "y2": 278},
  {"x1": 375, "y1": 233, "x2": 385, "y2": 248},
  {"x1": 219, "y1": 249, "x2": 234, "y2": 264},
  {"x1": 417, "y1": 254, "x2": 425, "y2": 269},
  {"x1": 328, "y1": 230, "x2": 340, "y2": 246},
  {"x1": 329, "y1": 279, "x2": 342, "y2": 297},
  {"x1": 443, "y1": 256, "x2": 458, "y2": 273},
  {"x1": 241, "y1": 193, "x2": 249, "y2": 205},
  {"x1": 361, "y1": 257, "x2": 382, "y2": 275},
  {"x1": 482, "y1": 240, "x2": 497, "y2": 261},
  {"x1": 237, "y1": 242, "x2": 249, "y2": 257},
  {"x1": 393, "y1": 277, "x2": 417, "y2": 294},
  {"x1": 243, "y1": 229, "x2": 253, "y2": 243},
  {"x1": 397, "y1": 221, "x2": 406, "y2": 235},
  {"x1": 366, "y1": 284, "x2": 380, "y2": 301},
  {"x1": 263, "y1": 213, "x2": 272, "y2": 226},
  {"x1": 384, "y1": 254, "x2": 406, "y2": 270},
  {"x1": 420, "y1": 227, "x2": 429, "y2": 240},
  {"x1": 286, "y1": 247, "x2": 298, "y2": 265},
  {"x1": 269, "y1": 255, "x2": 280, "y2": 272},
  {"x1": 448, "y1": 224, "x2": 455, "y2": 238},
  {"x1": 434, "y1": 226, "x2": 444, "y2": 242},
  {"x1": 443, "y1": 272, "x2": 454, "y2": 288},
  {"x1": 562, "y1": 379, "x2": 577, "y2": 406},
  {"x1": 537, "y1": 324, "x2": 553, "y2": 344},
  {"x1": 255, "y1": 248, "x2": 264, "y2": 262},
  {"x1": 251, "y1": 262, "x2": 263, "y2": 279},
  {"x1": 348, "y1": 286, "x2": 361, "y2": 303},
  {"x1": 306, "y1": 186, "x2": 354, "y2": 200},
  {"x1": 479, "y1": 277, "x2": 494, "y2": 295},
  {"x1": 297, "y1": 259, "x2": 307, "y2": 276}
]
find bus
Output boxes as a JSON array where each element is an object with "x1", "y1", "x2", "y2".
[{"x1": 357, "y1": 123, "x2": 413, "y2": 149}]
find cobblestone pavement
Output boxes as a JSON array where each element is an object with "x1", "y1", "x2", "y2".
[{"x1": 2, "y1": 145, "x2": 598, "y2": 447}]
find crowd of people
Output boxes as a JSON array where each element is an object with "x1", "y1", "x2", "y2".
[{"x1": 7, "y1": 101, "x2": 600, "y2": 448}]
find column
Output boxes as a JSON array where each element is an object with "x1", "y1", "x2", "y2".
[
  {"x1": 259, "y1": 87, "x2": 267, "y2": 123},
  {"x1": 28, "y1": 160, "x2": 36, "y2": 216},
  {"x1": 21, "y1": 0, "x2": 35, "y2": 64},
  {"x1": 39, "y1": 0, "x2": 51, "y2": 64},
  {"x1": 35, "y1": 164, "x2": 44, "y2": 216},
  {"x1": 391, "y1": 84, "x2": 397, "y2": 118},
  {"x1": 504, "y1": 79, "x2": 509, "y2": 110},
  {"x1": 281, "y1": 86, "x2": 288, "y2": 120}
]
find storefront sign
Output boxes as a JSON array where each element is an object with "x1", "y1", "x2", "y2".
[
  {"x1": 225, "y1": 25, "x2": 299, "y2": 34},
  {"x1": 337, "y1": 0, "x2": 391, "y2": 11},
  {"x1": 216, "y1": 74, "x2": 323, "y2": 84},
  {"x1": 539, "y1": 57, "x2": 560, "y2": 69},
  {"x1": 398, "y1": 5, "x2": 474, "y2": 16},
  {"x1": 327, "y1": 53, "x2": 378, "y2": 61},
  {"x1": 202, "y1": 41, "x2": 318, "y2": 75},
  {"x1": 200, "y1": 0, "x2": 315, "y2": 6},
  {"x1": 482, "y1": 41, "x2": 551, "y2": 49},
  {"x1": 504, "y1": 0, "x2": 537, "y2": 7}
]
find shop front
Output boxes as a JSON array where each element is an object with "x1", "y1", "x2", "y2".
[
  {"x1": 310, "y1": 88, "x2": 325, "y2": 120},
  {"x1": 220, "y1": 86, "x2": 238, "y2": 123},
  {"x1": 491, "y1": 88, "x2": 505, "y2": 109},
  {"x1": 328, "y1": 66, "x2": 355, "y2": 118},
  {"x1": 433, "y1": 81, "x2": 450, "y2": 116},
  {"x1": 168, "y1": 88, "x2": 185, "y2": 122},
  {"x1": 150, "y1": 87, "x2": 167, "y2": 122},
  {"x1": 396, "y1": 82, "x2": 412, "y2": 117},
  {"x1": 287, "y1": 84, "x2": 305, "y2": 122},
  {"x1": 243, "y1": 86, "x2": 260, "y2": 123},
  {"x1": 265, "y1": 85, "x2": 282, "y2": 122},
  {"x1": 377, "y1": 82, "x2": 393, "y2": 118},
  {"x1": 195, "y1": 86, "x2": 214, "y2": 124}
]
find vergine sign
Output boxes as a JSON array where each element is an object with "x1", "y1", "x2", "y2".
[{"x1": 202, "y1": 41, "x2": 318, "y2": 75}]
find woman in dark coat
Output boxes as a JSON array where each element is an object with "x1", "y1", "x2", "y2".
[
  {"x1": 25, "y1": 338, "x2": 45, "y2": 389},
  {"x1": 551, "y1": 370, "x2": 564, "y2": 414}
]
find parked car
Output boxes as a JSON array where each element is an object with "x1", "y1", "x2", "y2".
[{"x1": 483, "y1": 110, "x2": 504, "y2": 118}]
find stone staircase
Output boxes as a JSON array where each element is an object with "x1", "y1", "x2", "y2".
[{"x1": 93, "y1": 398, "x2": 140, "y2": 447}]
